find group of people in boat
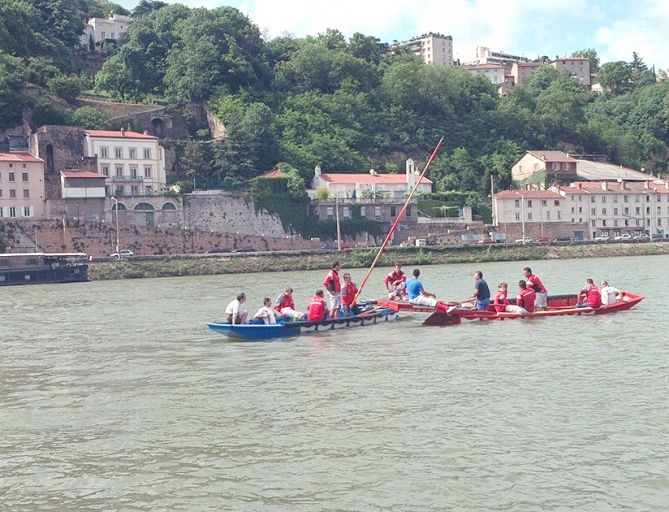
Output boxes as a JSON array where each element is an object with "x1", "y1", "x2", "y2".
[
  {"x1": 383, "y1": 264, "x2": 622, "y2": 314},
  {"x1": 225, "y1": 260, "x2": 362, "y2": 325}
]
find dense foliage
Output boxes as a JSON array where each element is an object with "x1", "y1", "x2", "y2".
[{"x1": 2, "y1": 2, "x2": 669, "y2": 208}]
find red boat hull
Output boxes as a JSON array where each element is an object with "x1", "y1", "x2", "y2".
[{"x1": 376, "y1": 292, "x2": 644, "y2": 326}]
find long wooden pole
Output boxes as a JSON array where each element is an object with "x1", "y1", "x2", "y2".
[{"x1": 355, "y1": 137, "x2": 444, "y2": 302}]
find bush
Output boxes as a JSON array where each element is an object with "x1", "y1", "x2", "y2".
[
  {"x1": 47, "y1": 74, "x2": 82, "y2": 102},
  {"x1": 72, "y1": 106, "x2": 108, "y2": 129}
]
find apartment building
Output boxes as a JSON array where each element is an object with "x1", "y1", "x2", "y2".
[
  {"x1": 493, "y1": 180, "x2": 669, "y2": 240},
  {"x1": 473, "y1": 46, "x2": 529, "y2": 67},
  {"x1": 393, "y1": 33, "x2": 453, "y2": 66},
  {"x1": 510, "y1": 61, "x2": 543, "y2": 85},
  {"x1": 84, "y1": 129, "x2": 167, "y2": 197},
  {"x1": 462, "y1": 63, "x2": 507, "y2": 84},
  {"x1": 80, "y1": 13, "x2": 132, "y2": 52},
  {"x1": 551, "y1": 56, "x2": 591, "y2": 86},
  {"x1": 0, "y1": 152, "x2": 45, "y2": 219},
  {"x1": 512, "y1": 151, "x2": 578, "y2": 185}
]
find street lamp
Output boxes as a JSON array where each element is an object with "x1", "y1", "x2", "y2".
[{"x1": 111, "y1": 196, "x2": 120, "y2": 254}]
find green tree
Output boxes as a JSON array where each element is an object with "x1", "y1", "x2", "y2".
[
  {"x1": 72, "y1": 106, "x2": 108, "y2": 128},
  {"x1": 0, "y1": 54, "x2": 27, "y2": 129},
  {"x1": 598, "y1": 61, "x2": 633, "y2": 94},
  {"x1": 47, "y1": 74, "x2": 82, "y2": 101},
  {"x1": 95, "y1": 54, "x2": 137, "y2": 99},
  {"x1": 131, "y1": 0, "x2": 168, "y2": 17}
]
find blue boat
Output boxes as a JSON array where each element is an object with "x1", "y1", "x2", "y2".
[{"x1": 207, "y1": 306, "x2": 398, "y2": 341}]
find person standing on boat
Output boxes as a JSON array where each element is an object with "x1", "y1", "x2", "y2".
[
  {"x1": 274, "y1": 287, "x2": 304, "y2": 320},
  {"x1": 600, "y1": 281, "x2": 621, "y2": 305},
  {"x1": 515, "y1": 280, "x2": 535, "y2": 313},
  {"x1": 576, "y1": 278, "x2": 602, "y2": 308},
  {"x1": 523, "y1": 267, "x2": 548, "y2": 311},
  {"x1": 254, "y1": 297, "x2": 278, "y2": 324},
  {"x1": 405, "y1": 268, "x2": 438, "y2": 307},
  {"x1": 323, "y1": 261, "x2": 342, "y2": 318},
  {"x1": 306, "y1": 289, "x2": 328, "y2": 322},
  {"x1": 460, "y1": 270, "x2": 491, "y2": 310},
  {"x1": 226, "y1": 292, "x2": 248, "y2": 324},
  {"x1": 340, "y1": 273, "x2": 358, "y2": 317}
]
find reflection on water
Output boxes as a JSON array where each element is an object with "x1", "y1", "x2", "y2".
[{"x1": 2, "y1": 255, "x2": 669, "y2": 510}]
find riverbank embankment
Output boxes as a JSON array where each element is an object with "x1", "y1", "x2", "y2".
[{"x1": 88, "y1": 241, "x2": 669, "y2": 281}]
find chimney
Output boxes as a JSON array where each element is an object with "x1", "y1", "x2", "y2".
[
  {"x1": 600, "y1": 181, "x2": 607, "y2": 191},
  {"x1": 577, "y1": 183, "x2": 582, "y2": 189},
  {"x1": 120, "y1": 127, "x2": 125, "y2": 136}
]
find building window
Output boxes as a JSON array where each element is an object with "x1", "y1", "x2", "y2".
[
  {"x1": 541, "y1": 200, "x2": 547, "y2": 206},
  {"x1": 144, "y1": 166, "x2": 152, "y2": 178},
  {"x1": 343, "y1": 206, "x2": 350, "y2": 218},
  {"x1": 375, "y1": 206, "x2": 382, "y2": 217},
  {"x1": 602, "y1": 220, "x2": 607, "y2": 226},
  {"x1": 591, "y1": 208, "x2": 596, "y2": 215},
  {"x1": 514, "y1": 199, "x2": 520, "y2": 207},
  {"x1": 102, "y1": 166, "x2": 109, "y2": 176},
  {"x1": 624, "y1": 195, "x2": 629, "y2": 202},
  {"x1": 527, "y1": 212, "x2": 533, "y2": 220},
  {"x1": 614, "y1": 208, "x2": 618, "y2": 215},
  {"x1": 591, "y1": 220, "x2": 595, "y2": 227},
  {"x1": 9, "y1": 172, "x2": 15, "y2": 181},
  {"x1": 625, "y1": 219, "x2": 629, "y2": 226},
  {"x1": 22, "y1": 172, "x2": 28, "y2": 182},
  {"x1": 613, "y1": 196, "x2": 619, "y2": 203},
  {"x1": 557, "y1": 211, "x2": 561, "y2": 220},
  {"x1": 571, "y1": 207, "x2": 575, "y2": 213},
  {"x1": 591, "y1": 196, "x2": 596, "y2": 203},
  {"x1": 131, "y1": 167, "x2": 138, "y2": 179},
  {"x1": 602, "y1": 208, "x2": 607, "y2": 215},
  {"x1": 635, "y1": 207, "x2": 641, "y2": 215},
  {"x1": 115, "y1": 186, "x2": 124, "y2": 196},
  {"x1": 115, "y1": 147, "x2": 123, "y2": 158},
  {"x1": 100, "y1": 147, "x2": 108, "y2": 158},
  {"x1": 515, "y1": 212, "x2": 520, "y2": 221},
  {"x1": 131, "y1": 185, "x2": 139, "y2": 195},
  {"x1": 546, "y1": 211, "x2": 551, "y2": 220},
  {"x1": 554, "y1": 200, "x2": 560, "y2": 206},
  {"x1": 23, "y1": 189, "x2": 29, "y2": 198},
  {"x1": 527, "y1": 200, "x2": 533, "y2": 207},
  {"x1": 129, "y1": 148, "x2": 137, "y2": 159},
  {"x1": 602, "y1": 196, "x2": 607, "y2": 203},
  {"x1": 579, "y1": 207, "x2": 583, "y2": 213},
  {"x1": 9, "y1": 189, "x2": 16, "y2": 198},
  {"x1": 360, "y1": 206, "x2": 366, "y2": 217},
  {"x1": 390, "y1": 206, "x2": 396, "y2": 217},
  {"x1": 145, "y1": 185, "x2": 152, "y2": 195},
  {"x1": 624, "y1": 207, "x2": 629, "y2": 215},
  {"x1": 23, "y1": 206, "x2": 31, "y2": 217},
  {"x1": 143, "y1": 148, "x2": 151, "y2": 159},
  {"x1": 406, "y1": 207, "x2": 412, "y2": 217},
  {"x1": 116, "y1": 166, "x2": 123, "y2": 176}
]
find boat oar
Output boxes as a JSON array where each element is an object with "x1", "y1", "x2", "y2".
[{"x1": 353, "y1": 137, "x2": 444, "y2": 304}]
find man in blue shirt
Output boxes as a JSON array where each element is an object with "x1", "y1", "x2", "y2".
[
  {"x1": 405, "y1": 268, "x2": 438, "y2": 307},
  {"x1": 460, "y1": 270, "x2": 491, "y2": 310}
]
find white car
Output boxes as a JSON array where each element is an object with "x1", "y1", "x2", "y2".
[
  {"x1": 614, "y1": 234, "x2": 632, "y2": 241},
  {"x1": 593, "y1": 235, "x2": 610, "y2": 242},
  {"x1": 514, "y1": 237, "x2": 533, "y2": 244},
  {"x1": 109, "y1": 249, "x2": 134, "y2": 259}
]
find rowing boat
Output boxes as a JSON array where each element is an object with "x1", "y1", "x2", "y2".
[
  {"x1": 207, "y1": 306, "x2": 399, "y2": 341},
  {"x1": 376, "y1": 291, "x2": 644, "y2": 326}
]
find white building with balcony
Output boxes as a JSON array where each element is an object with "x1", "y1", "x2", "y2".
[
  {"x1": 84, "y1": 129, "x2": 166, "y2": 198},
  {"x1": 392, "y1": 33, "x2": 453, "y2": 66}
]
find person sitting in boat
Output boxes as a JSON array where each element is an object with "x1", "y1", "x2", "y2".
[
  {"x1": 600, "y1": 281, "x2": 622, "y2": 306},
  {"x1": 340, "y1": 273, "x2": 358, "y2": 317},
  {"x1": 492, "y1": 282, "x2": 510, "y2": 312},
  {"x1": 385, "y1": 264, "x2": 406, "y2": 293},
  {"x1": 306, "y1": 289, "x2": 328, "y2": 322},
  {"x1": 523, "y1": 267, "x2": 548, "y2": 311},
  {"x1": 459, "y1": 270, "x2": 491, "y2": 310},
  {"x1": 225, "y1": 292, "x2": 248, "y2": 324},
  {"x1": 323, "y1": 261, "x2": 342, "y2": 319},
  {"x1": 576, "y1": 278, "x2": 602, "y2": 308},
  {"x1": 515, "y1": 280, "x2": 535, "y2": 313},
  {"x1": 274, "y1": 287, "x2": 304, "y2": 320},
  {"x1": 253, "y1": 297, "x2": 278, "y2": 324},
  {"x1": 405, "y1": 268, "x2": 439, "y2": 307}
]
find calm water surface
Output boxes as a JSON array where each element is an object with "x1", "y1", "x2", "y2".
[{"x1": 2, "y1": 255, "x2": 669, "y2": 511}]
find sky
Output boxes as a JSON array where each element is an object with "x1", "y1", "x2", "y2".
[{"x1": 114, "y1": 0, "x2": 669, "y2": 69}]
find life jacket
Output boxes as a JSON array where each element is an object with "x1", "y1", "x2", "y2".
[
  {"x1": 517, "y1": 287, "x2": 536, "y2": 312},
  {"x1": 492, "y1": 290, "x2": 508, "y2": 312},
  {"x1": 306, "y1": 295, "x2": 327, "y2": 322},
  {"x1": 323, "y1": 268, "x2": 341, "y2": 293},
  {"x1": 527, "y1": 273, "x2": 547, "y2": 293},
  {"x1": 583, "y1": 283, "x2": 602, "y2": 307},
  {"x1": 384, "y1": 270, "x2": 405, "y2": 287},
  {"x1": 275, "y1": 292, "x2": 294, "y2": 312},
  {"x1": 341, "y1": 282, "x2": 357, "y2": 306}
]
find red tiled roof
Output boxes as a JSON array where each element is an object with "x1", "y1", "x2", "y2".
[
  {"x1": 495, "y1": 189, "x2": 562, "y2": 199},
  {"x1": 0, "y1": 151, "x2": 43, "y2": 163},
  {"x1": 61, "y1": 169, "x2": 107, "y2": 179},
  {"x1": 320, "y1": 173, "x2": 432, "y2": 185},
  {"x1": 261, "y1": 169, "x2": 286, "y2": 178},
  {"x1": 561, "y1": 181, "x2": 669, "y2": 194},
  {"x1": 85, "y1": 129, "x2": 157, "y2": 140},
  {"x1": 527, "y1": 150, "x2": 577, "y2": 163},
  {"x1": 463, "y1": 63, "x2": 505, "y2": 70}
]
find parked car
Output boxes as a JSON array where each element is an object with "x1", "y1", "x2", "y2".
[
  {"x1": 632, "y1": 234, "x2": 650, "y2": 241},
  {"x1": 321, "y1": 242, "x2": 337, "y2": 250},
  {"x1": 514, "y1": 237, "x2": 533, "y2": 244},
  {"x1": 109, "y1": 249, "x2": 134, "y2": 259},
  {"x1": 533, "y1": 236, "x2": 551, "y2": 243},
  {"x1": 233, "y1": 247, "x2": 255, "y2": 253},
  {"x1": 206, "y1": 247, "x2": 231, "y2": 254},
  {"x1": 552, "y1": 236, "x2": 572, "y2": 242},
  {"x1": 614, "y1": 234, "x2": 632, "y2": 241},
  {"x1": 593, "y1": 235, "x2": 610, "y2": 242}
]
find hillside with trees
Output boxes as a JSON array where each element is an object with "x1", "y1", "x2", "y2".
[{"x1": 2, "y1": 1, "x2": 669, "y2": 211}]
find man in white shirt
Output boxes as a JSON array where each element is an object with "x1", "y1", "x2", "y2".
[
  {"x1": 226, "y1": 292, "x2": 248, "y2": 324},
  {"x1": 600, "y1": 281, "x2": 621, "y2": 306},
  {"x1": 254, "y1": 297, "x2": 277, "y2": 324}
]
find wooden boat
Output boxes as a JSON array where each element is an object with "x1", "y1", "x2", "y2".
[
  {"x1": 0, "y1": 252, "x2": 88, "y2": 286},
  {"x1": 376, "y1": 291, "x2": 644, "y2": 326},
  {"x1": 207, "y1": 306, "x2": 399, "y2": 341}
]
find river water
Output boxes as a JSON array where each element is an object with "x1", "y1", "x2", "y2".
[{"x1": 2, "y1": 255, "x2": 668, "y2": 511}]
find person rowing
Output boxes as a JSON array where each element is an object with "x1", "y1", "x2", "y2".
[{"x1": 385, "y1": 264, "x2": 406, "y2": 300}]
